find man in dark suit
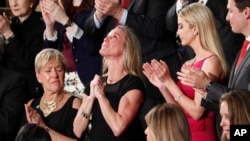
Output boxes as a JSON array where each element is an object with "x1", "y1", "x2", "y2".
[
  {"x1": 85, "y1": 0, "x2": 181, "y2": 135},
  {"x1": 176, "y1": 0, "x2": 250, "y2": 138},
  {"x1": 0, "y1": 45, "x2": 28, "y2": 140},
  {"x1": 166, "y1": 0, "x2": 244, "y2": 69}
]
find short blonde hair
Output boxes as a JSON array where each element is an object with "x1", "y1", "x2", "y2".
[{"x1": 35, "y1": 48, "x2": 66, "y2": 73}]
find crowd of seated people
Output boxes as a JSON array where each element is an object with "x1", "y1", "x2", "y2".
[{"x1": 1, "y1": 0, "x2": 250, "y2": 141}]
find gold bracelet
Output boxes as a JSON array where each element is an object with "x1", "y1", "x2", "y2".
[
  {"x1": 81, "y1": 111, "x2": 92, "y2": 120},
  {"x1": 174, "y1": 94, "x2": 183, "y2": 102}
]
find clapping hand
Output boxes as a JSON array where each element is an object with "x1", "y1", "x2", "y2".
[
  {"x1": 24, "y1": 104, "x2": 46, "y2": 127},
  {"x1": 95, "y1": 0, "x2": 123, "y2": 20},
  {"x1": 90, "y1": 75, "x2": 106, "y2": 99},
  {"x1": 40, "y1": 0, "x2": 68, "y2": 26},
  {"x1": 177, "y1": 65, "x2": 210, "y2": 89}
]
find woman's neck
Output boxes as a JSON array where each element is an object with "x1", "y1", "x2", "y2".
[{"x1": 18, "y1": 11, "x2": 32, "y2": 23}]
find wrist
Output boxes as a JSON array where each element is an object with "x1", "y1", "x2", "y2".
[
  {"x1": 3, "y1": 31, "x2": 14, "y2": 40},
  {"x1": 44, "y1": 126, "x2": 50, "y2": 132},
  {"x1": 114, "y1": 8, "x2": 124, "y2": 21},
  {"x1": 63, "y1": 18, "x2": 73, "y2": 28},
  {"x1": 205, "y1": 81, "x2": 213, "y2": 92},
  {"x1": 3, "y1": 33, "x2": 15, "y2": 45}
]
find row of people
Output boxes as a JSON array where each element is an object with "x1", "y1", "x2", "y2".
[
  {"x1": 15, "y1": 88, "x2": 250, "y2": 141},
  {"x1": 0, "y1": 0, "x2": 249, "y2": 141}
]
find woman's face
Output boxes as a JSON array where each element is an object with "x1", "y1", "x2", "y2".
[
  {"x1": 36, "y1": 59, "x2": 65, "y2": 93},
  {"x1": 99, "y1": 27, "x2": 126, "y2": 58},
  {"x1": 144, "y1": 127, "x2": 153, "y2": 141},
  {"x1": 177, "y1": 16, "x2": 196, "y2": 46},
  {"x1": 220, "y1": 101, "x2": 230, "y2": 139},
  {"x1": 8, "y1": 0, "x2": 33, "y2": 18}
]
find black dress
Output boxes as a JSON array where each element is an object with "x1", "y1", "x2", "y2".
[
  {"x1": 85, "y1": 74, "x2": 145, "y2": 141},
  {"x1": 30, "y1": 96, "x2": 81, "y2": 140}
]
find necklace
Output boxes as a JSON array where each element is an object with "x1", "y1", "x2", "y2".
[{"x1": 41, "y1": 91, "x2": 65, "y2": 117}]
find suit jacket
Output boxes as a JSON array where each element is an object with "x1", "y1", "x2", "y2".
[
  {"x1": 166, "y1": 0, "x2": 244, "y2": 68},
  {"x1": 202, "y1": 48, "x2": 250, "y2": 112},
  {"x1": 44, "y1": 10, "x2": 102, "y2": 85},
  {"x1": 85, "y1": 0, "x2": 178, "y2": 62},
  {"x1": 0, "y1": 66, "x2": 27, "y2": 141},
  {"x1": 2, "y1": 12, "x2": 44, "y2": 100}
]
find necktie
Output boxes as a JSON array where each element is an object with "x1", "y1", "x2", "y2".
[
  {"x1": 116, "y1": 0, "x2": 130, "y2": 25},
  {"x1": 236, "y1": 40, "x2": 249, "y2": 69},
  {"x1": 121, "y1": 0, "x2": 130, "y2": 9}
]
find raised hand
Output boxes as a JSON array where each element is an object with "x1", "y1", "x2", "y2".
[
  {"x1": 0, "y1": 13, "x2": 12, "y2": 38},
  {"x1": 143, "y1": 62, "x2": 164, "y2": 88},
  {"x1": 150, "y1": 59, "x2": 172, "y2": 83},
  {"x1": 40, "y1": 0, "x2": 68, "y2": 26},
  {"x1": 177, "y1": 65, "x2": 210, "y2": 89},
  {"x1": 24, "y1": 104, "x2": 46, "y2": 127},
  {"x1": 95, "y1": 0, "x2": 123, "y2": 20},
  {"x1": 90, "y1": 75, "x2": 106, "y2": 99}
]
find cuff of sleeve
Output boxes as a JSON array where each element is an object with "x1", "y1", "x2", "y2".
[
  {"x1": 94, "y1": 13, "x2": 106, "y2": 29},
  {"x1": 119, "y1": 9, "x2": 128, "y2": 25},
  {"x1": 44, "y1": 30, "x2": 58, "y2": 41}
]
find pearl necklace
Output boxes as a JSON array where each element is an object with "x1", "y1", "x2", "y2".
[{"x1": 41, "y1": 91, "x2": 64, "y2": 117}]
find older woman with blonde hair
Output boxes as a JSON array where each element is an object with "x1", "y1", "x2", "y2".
[{"x1": 23, "y1": 48, "x2": 84, "y2": 140}]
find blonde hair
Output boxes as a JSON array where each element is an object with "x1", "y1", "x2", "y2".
[
  {"x1": 102, "y1": 25, "x2": 143, "y2": 78},
  {"x1": 35, "y1": 48, "x2": 66, "y2": 73},
  {"x1": 178, "y1": 3, "x2": 229, "y2": 77},
  {"x1": 145, "y1": 103, "x2": 191, "y2": 141}
]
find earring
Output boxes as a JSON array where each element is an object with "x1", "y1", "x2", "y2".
[{"x1": 30, "y1": 4, "x2": 33, "y2": 8}]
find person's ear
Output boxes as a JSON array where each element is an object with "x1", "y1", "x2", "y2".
[
  {"x1": 36, "y1": 73, "x2": 42, "y2": 83},
  {"x1": 192, "y1": 25, "x2": 198, "y2": 36},
  {"x1": 244, "y1": 7, "x2": 250, "y2": 19}
]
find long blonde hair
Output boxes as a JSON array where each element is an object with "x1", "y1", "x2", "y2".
[{"x1": 178, "y1": 3, "x2": 229, "y2": 77}]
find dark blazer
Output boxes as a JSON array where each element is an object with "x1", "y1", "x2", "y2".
[
  {"x1": 202, "y1": 48, "x2": 250, "y2": 112},
  {"x1": 86, "y1": 0, "x2": 178, "y2": 61},
  {"x1": 0, "y1": 66, "x2": 27, "y2": 141},
  {"x1": 166, "y1": 0, "x2": 244, "y2": 68},
  {"x1": 44, "y1": 10, "x2": 102, "y2": 85},
  {"x1": 2, "y1": 12, "x2": 45, "y2": 100}
]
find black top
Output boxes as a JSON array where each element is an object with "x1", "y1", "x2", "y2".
[
  {"x1": 85, "y1": 74, "x2": 145, "y2": 141},
  {"x1": 2, "y1": 11, "x2": 45, "y2": 100},
  {"x1": 0, "y1": 66, "x2": 27, "y2": 141},
  {"x1": 30, "y1": 96, "x2": 81, "y2": 140}
]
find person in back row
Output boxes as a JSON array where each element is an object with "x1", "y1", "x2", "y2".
[
  {"x1": 0, "y1": 42, "x2": 28, "y2": 140},
  {"x1": 0, "y1": 0, "x2": 45, "y2": 100},
  {"x1": 40, "y1": 0, "x2": 102, "y2": 96}
]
